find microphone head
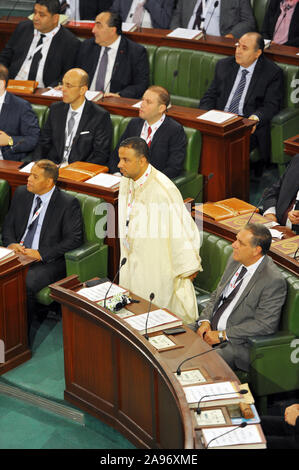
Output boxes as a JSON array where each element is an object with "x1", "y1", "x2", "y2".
[
  {"x1": 214, "y1": 1, "x2": 219, "y2": 6},
  {"x1": 149, "y1": 292, "x2": 155, "y2": 301},
  {"x1": 240, "y1": 421, "x2": 247, "y2": 428},
  {"x1": 173, "y1": 70, "x2": 178, "y2": 77},
  {"x1": 239, "y1": 389, "x2": 248, "y2": 395},
  {"x1": 120, "y1": 257, "x2": 127, "y2": 266}
]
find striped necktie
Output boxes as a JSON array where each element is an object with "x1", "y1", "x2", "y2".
[
  {"x1": 23, "y1": 196, "x2": 42, "y2": 248},
  {"x1": 228, "y1": 69, "x2": 249, "y2": 115}
]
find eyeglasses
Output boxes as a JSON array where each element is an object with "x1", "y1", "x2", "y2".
[{"x1": 62, "y1": 82, "x2": 82, "y2": 89}]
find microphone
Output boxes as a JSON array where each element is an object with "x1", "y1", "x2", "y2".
[
  {"x1": 196, "y1": 389, "x2": 248, "y2": 415},
  {"x1": 176, "y1": 341, "x2": 227, "y2": 375},
  {"x1": 246, "y1": 187, "x2": 271, "y2": 225},
  {"x1": 170, "y1": 69, "x2": 179, "y2": 97},
  {"x1": 144, "y1": 292, "x2": 155, "y2": 340},
  {"x1": 100, "y1": 61, "x2": 120, "y2": 101},
  {"x1": 202, "y1": 1, "x2": 219, "y2": 40},
  {"x1": 194, "y1": 172, "x2": 214, "y2": 205},
  {"x1": 6, "y1": 0, "x2": 20, "y2": 20},
  {"x1": 103, "y1": 257, "x2": 127, "y2": 309},
  {"x1": 206, "y1": 421, "x2": 247, "y2": 448}
]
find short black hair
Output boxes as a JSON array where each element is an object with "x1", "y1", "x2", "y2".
[
  {"x1": 0, "y1": 64, "x2": 9, "y2": 86},
  {"x1": 119, "y1": 137, "x2": 150, "y2": 162},
  {"x1": 105, "y1": 11, "x2": 122, "y2": 35},
  {"x1": 244, "y1": 223, "x2": 272, "y2": 255},
  {"x1": 246, "y1": 31, "x2": 265, "y2": 52},
  {"x1": 35, "y1": 0, "x2": 61, "y2": 15},
  {"x1": 34, "y1": 159, "x2": 59, "y2": 184}
]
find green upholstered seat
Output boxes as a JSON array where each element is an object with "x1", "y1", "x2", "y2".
[
  {"x1": 251, "y1": 0, "x2": 270, "y2": 32},
  {"x1": 141, "y1": 43, "x2": 157, "y2": 86},
  {"x1": 35, "y1": 191, "x2": 108, "y2": 305},
  {"x1": 32, "y1": 104, "x2": 50, "y2": 129}
]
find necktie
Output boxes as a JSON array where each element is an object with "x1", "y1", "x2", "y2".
[
  {"x1": 211, "y1": 266, "x2": 247, "y2": 331},
  {"x1": 23, "y1": 196, "x2": 42, "y2": 249},
  {"x1": 193, "y1": 1, "x2": 203, "y2": 30},
  {"x1": 132, "y1": 1, "x2": 146, "y2": 26},
  {"x1": 147, "y1": 126, "x2": 152, "y2": 147},
  {"x1": 28, "y1": 34, "x2": 45, "y2": 81},
  {"x1": 292, "y1": 199, "x2": 299, "y2": 234},
  {"x1": 95, "y1": 47, "x2": 110, "y2": 92},
  {"x1": 67, "y1": 111, "x2": 77, "y2": 137},
  {"x1": 228, "y1": 69, "x2": 249, "y2": 115}
]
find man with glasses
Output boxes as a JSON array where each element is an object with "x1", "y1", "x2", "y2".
[
  {"x1": 199, "y1": 32, "x2": 284, "y2": 175},
  {"x1": 33, "y1": 68, "x2": 112, "y2": 165}
]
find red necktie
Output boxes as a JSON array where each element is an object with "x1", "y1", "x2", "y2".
[{"x1": 147, "y1": 126, "x2": 152, "y2": 147}]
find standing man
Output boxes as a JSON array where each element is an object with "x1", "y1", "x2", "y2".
[
  {"x1": 170, "y1": 0, "x2": 256, "y2": 38},
  {"x1": 2, "y1": 159, "x2": 83, "y2": 337},
  {"x1": 199, "y1": 32, "x2": 284, "y2": 172},
  {"x1": 0, "y1": 0, "x2": 80, "y2": 87},
  {"x1": 33, "y1": 68, "x2": 112, "y2": 166},
  {"x1": 197, "y1": 223, "x2": 287, "y2": 372},
  {"x1": 117, "y1": 136, "x2": 202, "y2": 324},
  {"x1": 76, "y1": 11, "x2": 149, "y2": 98},
  {"x1": 0, "y1": 64, "x2": 40, "y2": 161},
  {"x1": 110, "y1": 0, "x2": 175, "y2": 29},
  {"x1": 109, "y1": 85, "x2": 186, "y2": 178}
]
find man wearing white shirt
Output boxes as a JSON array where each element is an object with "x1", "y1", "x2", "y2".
[
  {"x1": 110, "y1": 0, "x2": 175, "y2": 29},
  {"x1": 0, "y1": 0, "x2": 80, "y2": 87},
  {"x1": 197, "y1": 223, "x2": 287, "y2": 372},
  {"x1": 34, "y1": 68, "x2": 112, "y2": 165},
  {"x1": 262, "y1": 154, "x2": 299, "y2": 234},
  {"x1": 170, "y1": 0, "x2": 256, "y2": 38},
  {"x1": 76, "y1": 11, "x2": 149, "y2": 99}
]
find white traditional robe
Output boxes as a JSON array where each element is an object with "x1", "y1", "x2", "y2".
[{"x1": 118, "y1": 165, "x2": 202, "y2": 324}]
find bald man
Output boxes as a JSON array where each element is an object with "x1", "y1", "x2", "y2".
[{"x1": 33, "y1": 68, "x2": 112, "y2": 165}]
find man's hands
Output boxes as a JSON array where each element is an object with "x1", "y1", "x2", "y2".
[
  {"x1": 197, "y1": 321, "x2": 222, "y2": 345},
  {"x1": 0, "y1": 131, "x2": 12, "y2": 146},
  {"x1": 8, "y1": 244, "x2": 41, "y2": 260},
  {"x1": 289, "y1": 210, "x2": 299, "y2": 226},
  {"x1": 284, "y1": 404, "x2": 299, "y2": 426}
]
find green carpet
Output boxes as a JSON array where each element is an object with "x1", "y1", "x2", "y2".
[{"x1": 0, "y1": 318, "x2": 135, "y2": 450}]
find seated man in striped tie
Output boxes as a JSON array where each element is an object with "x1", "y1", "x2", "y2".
[
  {"x1": 199, "y1": 32, "x2": 284, "y2": 176},
  {"x1": 109, "y1": 85, "x2": 187, "y2": 179},
  {"x1": 262, "y1": 153, "x2": 299, "y2": 234},
  {"x1": 2, "y1": 159, "x2": 83, "y2": 342},
  {"x1": 196, "y1": 223, "x2": 287, "y2": 372}
]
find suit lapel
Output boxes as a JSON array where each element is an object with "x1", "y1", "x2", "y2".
[
  {"x1": 222, "y1": 61, "x2": 239, "y2": 108},
  {"x1": 112, "y1": 36, "x2": 127, "y2": 89},
  {"x1": 70, "y1": 100, "x2": 90, "y2": 157},
  {"x1": 243, "y1": 57, "x2": 263, "y2": 108},
  {"x1": 39, "y1": 187, "x2": 58, "y2": 245},
  {"x1": 0, "y1": 93, "x2": 11, "y2": 129},
  {"x1": 231, "y1": 257, "x2": 267, "y2": 313},
  {"x1": 149, "y1": 117, "x2": 167, "y2": 151},
  {"x1": 57, "y1": 104, "x2": 69, "y2": 159},
  {"x1": 20, "y1": 190, "x2": 35, "y2": 241}
]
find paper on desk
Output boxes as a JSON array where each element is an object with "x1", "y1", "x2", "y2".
[
  {"x1": 42, "y1": 88, "x2": 63, "y2": 98},
  {"x1": 85, "y1": 173, "x2": 121, "y2": 188},
  {"x1": 19, "y1": 162, "x2": 35, "y2": 173},
  {"x1": 124, "y1": 309, "x2": 178, "y2": 331},
  {"x1": 167, "y1": 28, "x2": 203, "y2": 40},
  {"x1": 184, "y1": 381, "x2": 239, "y2": 404},
  {"x1": 85, "y1": 90, "x2": 103, "y2": 101},
  {"x1": 132, "y1": 101, "x2": 142, "y2": 108},
  {"x1": 197, "y1": 110, "x2": 237, "y2": 124},
  {"x1": 201, "y1": 424, "x2": 263, "y2": 448},
  {"x1": 270, "y1": 229, "x2": 284, "y2": 239},
  {"x1": 77, "y1": 282, "x2": 127, "y2": 301}
]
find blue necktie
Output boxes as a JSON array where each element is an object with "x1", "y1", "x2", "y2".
[
  {"x1": 228, "y1": 69, "x2": 249, "y2": 115},
  {"x1": 23, "y1": 196, "x2": 42, "y2": 248}
]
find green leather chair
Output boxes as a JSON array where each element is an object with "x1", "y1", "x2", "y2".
[
  {"x1": 141, "y1": 43, "x2": 157, "y2": 86},
  {"x1": 35, "y1": 191, "x2": 108, "y2": 306},
  {"x1": 32, "y1": 104, "x2": 50, "y2": 129},
  {"x1": 251, "y1": 0, "x2": 270, "y2": 32},
  {"x1": 195, "y1": 230, "x2": 299, "y2": 413},
  {"x1": 152, "y1": 47, "x2": 225, "y2": 108},
  {"x1": 110, "y1": 114, "x2": 204, "y2": 201},
  {"x1": 0, "y1": 179, "x2": 10, "y2": 234}
]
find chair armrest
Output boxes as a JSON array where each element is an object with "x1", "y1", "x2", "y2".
[
  {"x1": 248, "y1": 331, "x2": 295, "y2": 348},
  {"x1": 271, "y1": 108, "x2": 299, "y2": 125},
  {"x1": 173, "y1": 171, "x2": 197, "y2": 186},
  {"x1": 65, "y1": 242, "x2": 100, "y2": 262}
]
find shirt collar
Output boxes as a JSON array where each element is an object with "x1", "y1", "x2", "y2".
[
  {"x1": 69, "y1": 99, "x2": 86, "y2": 116},
  {"x1": 133, "y1": 164, "x2": 152, "y2": 189},
  {"x1": 241, "y1": 255, "x2": 265, "y2": 275},
  {"x1": 240, "y1": 58, "x2": 258, "y2": 75},
  {"x1": 106, "y1": 35, "x2": 121, "y2": 52},
  {"x1": 34, "y1": 24, "x2": 60, "y2": 39},
  {"x1": 145, "y1": 114, "x2": 165, "y2": 132},
  {"x1": 36, "y1": 185, "x2": 56, "y2": 204}
]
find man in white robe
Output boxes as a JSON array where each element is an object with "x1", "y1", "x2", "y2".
[{"x1": 118, "y1": 136, "x2": 202, "y2": 324}]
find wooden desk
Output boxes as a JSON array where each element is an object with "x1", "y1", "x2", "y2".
[
  {"x1": 0, "y1": 161, "x2": 120, "y2": 278},
  {"x1": 284, "y1": 134, "x2": 299, "y2": 156},
  {"x1": 50, "y1": 274, "x2": 238, "y2": 449},
  {"x1": 1, "y1": 18, "x2": 298, "y2": 66},
  {"x1": 8, "y1": 88, "x2": 254, "y2": 202},
  {"x1": 0, "y1": 254, "x2": 33, "y2": 375}
]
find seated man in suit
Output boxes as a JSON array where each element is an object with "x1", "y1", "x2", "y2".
[
  {"x1": 199, "y1": 32, "x2": 284, "y2": 173},
  {"x1": 109, "y1": 85, "x2": 187, "y2": 178},
  {"x1": 261, "y1": 403, "x2": 299, "y2": 449},
  {"x1": 0, "y1": 64, "x2": 40, "y2": 161},
  {"x1": 60, "y1": 0, "x2": 114, "y2": 19},
  {"x1": 0, "y1": 0, "x2": 80, "y2": 87},
  {"x1": 34, "y1": 68, "x2": 112, "y2": 166},
  {"x1": 197, "y1": 223, "x2": 287, "y2": 372},
  {"x1": 110, "y1": 0, "x2": 175, "y2": 29},
  {"x1": 76, "y1": 11, "x2": 149, "y2": 98},
  {"x1": 170, "y1": 0, "x2": 256, "y2": 38},
  {"x1": 261, "y1": 0, "x2": 299, "y2": 48},
  {"x1": 262, "y1": 154, "x2": 299, "y2": 234},
  {"x1": 2, "y1": 159, "x2": 83, "y2": 339}
]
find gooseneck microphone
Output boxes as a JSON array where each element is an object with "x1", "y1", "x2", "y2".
[
  {"x1": 206, "y1": 421, "x2": 247, "y2": 448},
  {"x1": 193, "y1": 172, "x2": 214, "y2": 205},
  {"x1": 6, "y1": 0, "x2": 20, "y2": 20},
  {"x1": 176, "y1": 341, "x2": 227, "y2": 375},
  {"x1": 100, "y1": 61, "x2": 120, "y2": 101},
  {"x1": 144, "y1": 292, "x2": 155, "y2": 340},
  {"x1": 103, "y1": 257, "x2": 127, "y2": 309},
  {"x1": 202, "y1": 1, "x2": 219, "y2": 40},
  {"x1": 196, "y1": 389, "x2": 248, "y2": 415},
  {"x1": 246, "y1": 187, "x2": 271, "y2": 225}
]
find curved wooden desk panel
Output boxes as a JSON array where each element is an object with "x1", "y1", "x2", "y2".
[{"x1": 50, "y1": 275, "x2": 237, "y2": 449}]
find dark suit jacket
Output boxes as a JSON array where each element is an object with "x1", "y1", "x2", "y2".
[
  {"x1": 110, "y1": 0, "x2": 175, "y2": 28},
  {"x1": 0, "y1": 92, "x2": 40, "y2": 161},
  {"x1": 170, "y1": 0, "x2": 256, "y2": 37},
  {"x1": 2, "y1": 185, "x2": 83, "y2": 265},
  {"x1": 0, "y1": 20, "x2": 80, "y2": 87},
  {"x1": 199, "y1": 55, "x2": 284, "y2": 162},
  {"x1": 33, "y1": 100, "x2": 112, "y2": 165},
  {"x1": 262, "y1": 154, "x2": 299, "y2": 225},
  {"x1": 198, "y1": 255, "x2": 287, "y2": 371},
  {"x1": 76, "y1": 35, "x2": 149, "y2": 99},
  {"x1": 261, "y1": 0, "x2": 299, "y2": 47},
  {"x1": 109, "y1": 115, "x2": 187, "y2": 178},
  {"x1": 80, "y1": 0, "x2": 114, "y2": 19}
]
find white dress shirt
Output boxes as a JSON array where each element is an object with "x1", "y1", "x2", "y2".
[
  {"x1": 126, "y1": 0, "x2": 153, "y2": 28},
  {"x1": 15, "y1": 25, "x2": 60, "y2": 87},
  {"x1": 188, "y1": 0, "x2": 221, "y2": 35},
  {"x1": 61, "y1": 99, "x2": 86, "y2": 166},
  {"x1": 224, "y1": 59, "x2": 258, "y2": 116},
  {"x1": 90, "y1": 35, "x2": 121, "y2": 92},
  {"x1": 140, "y1": 114, "x2": 166, "y2": 145}
]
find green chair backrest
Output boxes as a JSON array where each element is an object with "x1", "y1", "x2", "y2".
[
  {"x1": 278, "y1": 267, "x2": 299, "y2": 336},
  {"x1": 251, "y1": 0, "x2": 270, "y2": 32},
  {"x1": 277, "y1": 63, "x2": 299, "y2": 109},
  {"x1": 64, "y1": 191, "x2": 107, "y2": 246},
  {"x1": 141, "y1": 43, "x2": 157, "y2": 85},
  {"x1": 0, "y1": 179, "x2": 10, "y2": 232},
  {"x1": 110, "y1": 114, "x2": 126, "y2": 149},
  {"x1": 153, "y1": 47, "x2": 225, "y2": 108},
  {"x1": 32, "y1": 104, "x2": 50, "y2": 128}
]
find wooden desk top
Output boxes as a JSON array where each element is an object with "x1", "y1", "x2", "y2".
[{"x1": 284, "y1": 134, "x2": 299, "y2": 156}]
